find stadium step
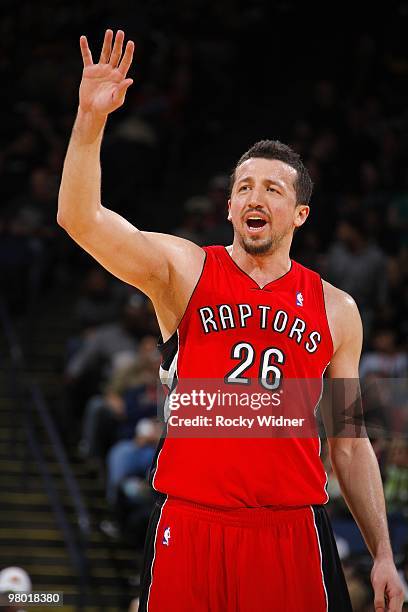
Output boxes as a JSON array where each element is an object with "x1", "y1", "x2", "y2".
[{"x1": 0, "y1": 291, "x2": 142, "y2": 609}]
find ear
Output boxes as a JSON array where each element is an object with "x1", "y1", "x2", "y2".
[
  {"x1": 294, "y1": 204, "x2": 310, "y2": 228},
  {"x1": 227, "y1": 198, "x2": 232, "y2": 221}
]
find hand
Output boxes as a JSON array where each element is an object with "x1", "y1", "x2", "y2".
[
  {"x1": 79, "y1": 29, "x2": 134, "y2": 117},
  {"x1": 371, "y1": 557, "x2": 405, "y2": 611}
]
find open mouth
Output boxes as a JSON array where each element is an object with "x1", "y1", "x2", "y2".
[{"x1": 246, "y1": 218, "x2": 267, "y2": 232}]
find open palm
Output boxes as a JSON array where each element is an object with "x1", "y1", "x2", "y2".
[{"x1": 79, "y1": 29, "x2": 134, "y2": 116}]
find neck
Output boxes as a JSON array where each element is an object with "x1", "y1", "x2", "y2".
[{"x1": 227, "y1": 239, "x2": 292, "y2": 284}]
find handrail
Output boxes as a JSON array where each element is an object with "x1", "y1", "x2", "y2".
[
  {"x1": 29, "y1": 382, "x2": 91, "y2": 534},
  {"x1": 0, "y1": 299, "x2": 91, "y2": 536},
  {"x1": 23, "y1": 398, "x2": 88, "y2": 587},
  {"x1": 0, "y1": 298, "x2": 91, "y2": 592}
]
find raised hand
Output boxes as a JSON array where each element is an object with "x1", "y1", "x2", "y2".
[{"x1": 79, "y1": 29, "x2": 134, "y2": 117}]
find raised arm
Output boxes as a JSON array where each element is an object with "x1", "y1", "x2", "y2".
[
  {"x1": 323, "y1": 282, "x2": 404, "y2": 612},
  {"x1": 57, "y1": 30, "x2": 204, "y2": 337}
]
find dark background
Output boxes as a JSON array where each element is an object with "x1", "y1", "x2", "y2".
[{"x1": 0, "y1": 1, "x2": 407, "y2": 610}]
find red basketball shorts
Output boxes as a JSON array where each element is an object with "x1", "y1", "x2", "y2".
[{"x1": 139, "y1": 495, "x2": 352, "y2": 611}]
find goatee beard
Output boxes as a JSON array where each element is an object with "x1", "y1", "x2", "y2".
[
  {"x1": 240, "y1": 237, "x2": 274, "y2": 255},
  {"x1": 239, "y1": 228, "x2": 288, "y2": 255}
]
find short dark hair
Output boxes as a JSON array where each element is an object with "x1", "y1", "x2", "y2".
[{"x1": 230, "y1": 139, "x2": 313, "y2": 205}]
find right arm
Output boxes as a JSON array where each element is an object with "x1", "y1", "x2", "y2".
[{"x1": 58, "y1": 30, "x2": 204, "y2": 338}]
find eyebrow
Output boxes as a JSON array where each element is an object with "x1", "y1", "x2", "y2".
[{"x1": 236, "y1": 176, "x2": 287, "y2": 190}]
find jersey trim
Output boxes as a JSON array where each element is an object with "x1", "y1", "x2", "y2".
[
  {"x1": 315, "y1": 362, "x2": 330, "y2": 505},
  {"x1": 319, "y1": 278, "x2": 335, "y2": 360}
]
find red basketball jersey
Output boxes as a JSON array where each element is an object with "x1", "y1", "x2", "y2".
[{"x1": 151, "y1": 245, "x2": 333, "y2": 507}]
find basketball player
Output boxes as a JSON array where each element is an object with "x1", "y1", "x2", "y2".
[{"x1": 57, "y1": 30, "x2": 404, "y2": 611}]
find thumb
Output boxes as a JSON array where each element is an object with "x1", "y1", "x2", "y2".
[
  {"x1": 120, "y1": 78, "x2": 134, "y2": 91},
  {"x1": 112, "y1": 79, "x2": 134, "y2": 104}
]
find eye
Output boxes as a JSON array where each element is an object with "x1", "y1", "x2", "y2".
[
  {"x1": 267, "y1": 186, "x2": 278, "y2": 193},
  {"x1": 239, "y1": 185, "x2": 250, "y2": 192}
]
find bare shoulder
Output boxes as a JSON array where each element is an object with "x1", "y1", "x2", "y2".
[
  {"x1": 141, "y1": 231, "x2": 206, "y2": 340},
  {"x1": 322, "y1": 279, "x2": 362, "y2": 354},
  {"x1": 142, "y1": 231, "x2": 205, "y2": 259},
  {"x1": 141, "y1": 231, "x2": 206, "y2": 289},
  {"x1": 322, "y1": 279, "x2": 359, "y2": 318}
]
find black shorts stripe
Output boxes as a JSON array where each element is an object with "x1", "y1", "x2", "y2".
[
  {"x1": 139, "y1": 494, "x2": 167, "y2": 612},
  {"x1": 312, "y1": 505, "x2": 353, "y2": 612}
]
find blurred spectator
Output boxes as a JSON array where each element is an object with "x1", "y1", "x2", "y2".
[
  {"x1": 0, "y1": 566, "x2": 32, "y2": 612},
  {"x1": 128, "y1": 598, "x2": 140, "y2": 612},
  {"x1": 79, "y1": 336, "x2": 160, "y2": 459},
  {"x1": 0, "y1": 214, "x2": 41, "y2": 314},
  {"x1": 106, "y1": 418, "x2": 160, "y2": 506},
  {"x1": 326, "y1": 213, "x2": 388, "y2": 339},
  {"x1": 173, "y1": 195, "x2": 212, "y2": 244},
  {"x1": 343, "y1": 563, "x2": 371, "y2": 612},
  {"x1": 10, "y1": 166, "x2": 58, "y2": 228},
  {"x1": 359, "y1": 160, "x2": 388, "y2": 213},
  {"x1": 63, "y1": 293, "x2": 157, "y2": 435},
  {"x1": 66, "y1": 293, "x2": 151, "y2": 385},
  {"x1": 201, "y1": 174, "x2": 232, "y2": 246},
  {"x1": 384, "y1": 439, "x2": 408, "y2": 517},
  {"x1": 292, "y1": 229, "x2": 324, "y2": 272},
  {"x1": 360, "y1": 328, "x2": 408, "y2": 380},
  {"x1": 105, "y1": 418, "x2": 162, "y2": 547},
  {"x1": 388, "y1": 184, "x2": 408, "y2": 252},
  {"x1": 376, "y1": 256, "x2": 408, "y2": 342},
  {"x1": 73, "y1": 267, "x2": 124, "y2": 333}
]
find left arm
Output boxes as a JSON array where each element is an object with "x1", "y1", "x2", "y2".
[{"x1": 323, "y1": 282, "x2": 404, "y2": 612}]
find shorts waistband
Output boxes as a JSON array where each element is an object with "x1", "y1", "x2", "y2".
[{"x1": 162, "y1": 496, "x2": 322, "y2": 528}]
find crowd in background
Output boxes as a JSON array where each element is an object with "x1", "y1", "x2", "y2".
[{"x1": 1, "y1": 1, "x2": 407, "y2": 610}]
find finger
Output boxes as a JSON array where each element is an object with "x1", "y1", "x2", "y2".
[
  {"x1": 99, "y1": 29, "x2": 113, "y2": 63},
  {"x1": 115, "y1": 78, "x2": 134, "y2": 96},
  {"x1": 386, "y1": 592, "x2": 404, "y2": 611},
  {"x1": 109, "y1": 30, "x2": 124, "y2": 67},
  {"x1": 80, "y1": 35, "x2": 93, "y2": 67},
  {"x1": 374, "y1": 588, "x2": 386, "y2": 611},
  {"x1": 112, "y1": 79, "x2": 134, "y2": 105},
  {"x1": 118, "y1": 40, "x2": 135, "y2": 77}
]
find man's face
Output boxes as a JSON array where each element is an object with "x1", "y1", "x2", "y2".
[{"x1": 228, "y1": 158, "x2": 309, "y2": 255}]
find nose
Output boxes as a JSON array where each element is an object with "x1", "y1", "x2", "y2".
[
  {"x1": 247, "y1": 189, "x2": 265, "y2": 208},
  {"x1": 244, "y1": 183, "x2": 265, "y2": 207}
]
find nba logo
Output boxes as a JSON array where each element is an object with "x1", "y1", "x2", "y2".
[
  {"x1": 296, "y1": 292, "x2": 304, "y2": 306},
  {"x1": 162, "y1": 526, "x2": 171, "y2": 546}
]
